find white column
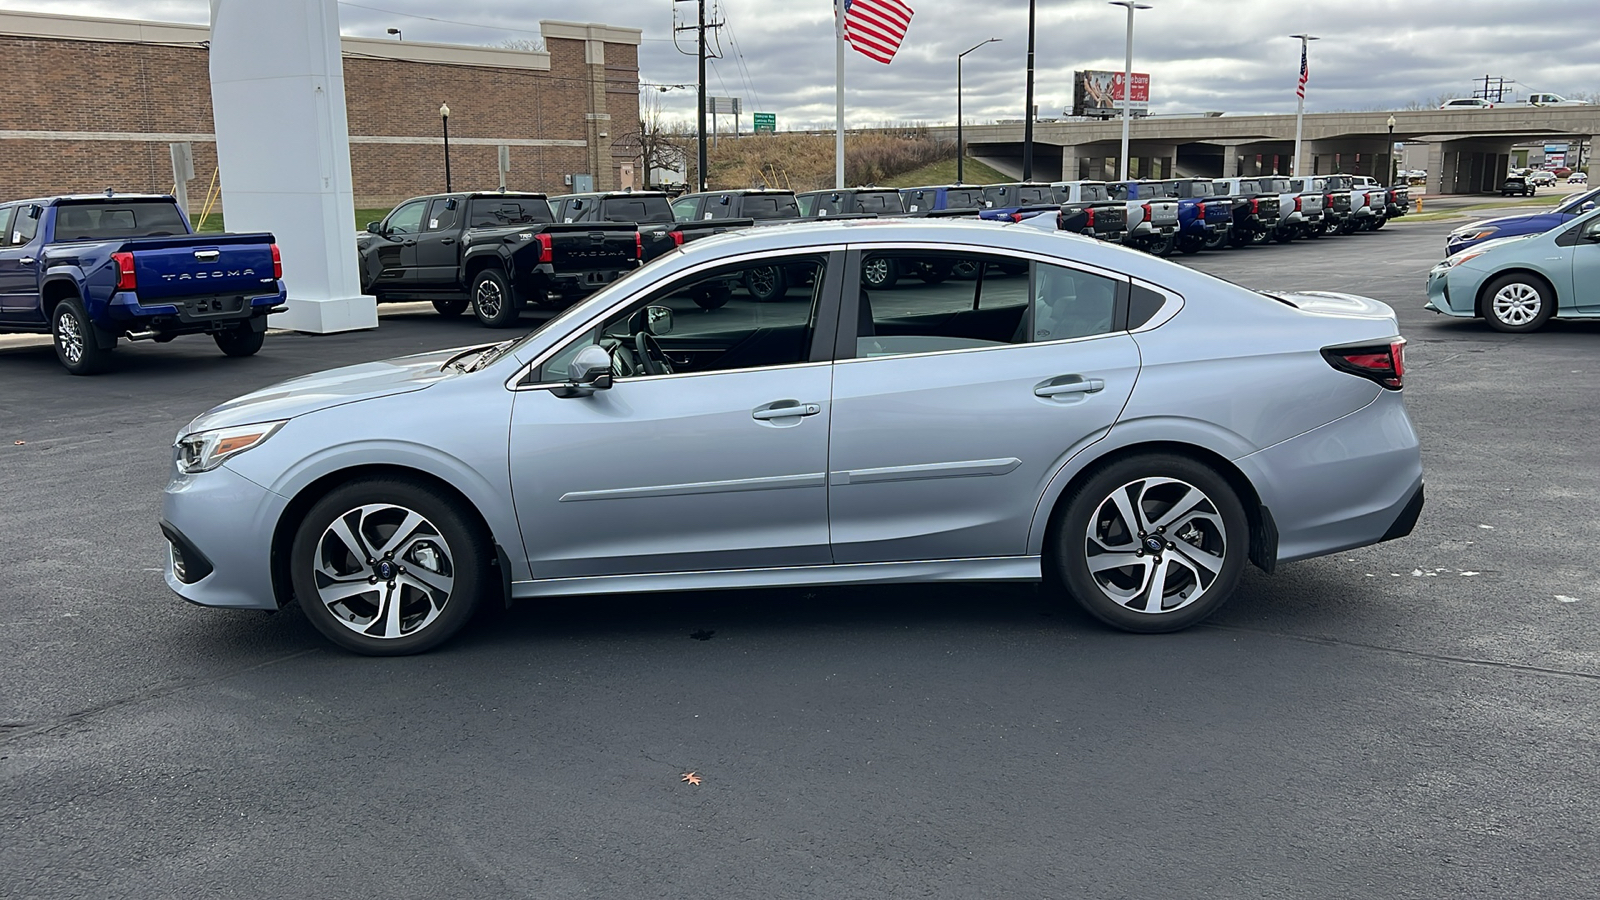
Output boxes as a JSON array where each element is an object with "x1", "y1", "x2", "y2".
[{"x1": 208, "y1": 0, "x2": 375, "y2": 334}]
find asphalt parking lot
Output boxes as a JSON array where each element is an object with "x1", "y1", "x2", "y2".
[{"x1": 3, "y1": 217, "x2": 1597, "y2": 899}]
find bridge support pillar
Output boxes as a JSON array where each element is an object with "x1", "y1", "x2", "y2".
[{"x1": 1221, "y1": 144, "x2": 1239, "y2": 177}]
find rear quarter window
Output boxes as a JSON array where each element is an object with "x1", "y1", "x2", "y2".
[
  {"x1": 602, "y1": 197, "x2": 674, "y2": 224},
  {"x1": 468, "y1": 198, "x2": 554, "y2": 227}
]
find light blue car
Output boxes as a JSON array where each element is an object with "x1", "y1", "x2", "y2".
[
  {"x1": 1426, "y1": 205, "x2": 1600, "y2": 332},
  {"x1": 163, "y1": 220, "x2": 1423, "y2": 655}
]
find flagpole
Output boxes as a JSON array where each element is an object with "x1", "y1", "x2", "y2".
[
  {"x1": 1290, "y1": 33, "x2": 1318, "y2": 177},
  {"x1": 835, "y1": 1, "x2": 846, "y2": 189}
]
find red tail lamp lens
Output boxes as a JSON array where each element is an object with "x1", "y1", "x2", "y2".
[
  {"x1": 1323, "y1": 338, "x2": 1406, "y2": 390},
  {"x1": 535, "y1": 233, "x2": 553, "y2": 263},
  {"x1": 270, "y1": 243, "x2": 283, "y2": 279},
  {"x1": 112, "y1": 252, "x2": 136, "y2": 291}
]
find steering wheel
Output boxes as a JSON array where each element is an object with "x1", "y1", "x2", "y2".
[{"x1": 634, "y1": 331, "x2": 675, "y2": 376}]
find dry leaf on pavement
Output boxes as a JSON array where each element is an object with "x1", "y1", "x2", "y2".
[{"x1": 681, "y1": 772, "x2": 701, "y2": 785}]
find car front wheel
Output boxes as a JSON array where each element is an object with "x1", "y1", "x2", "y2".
[
  {"x1": 1053, "y1": 454, "x2": 1249, "y2": 633},
  {"x1": 1481, "y1": 274, "x2": 1555, "y2": 333},
  {"x1": 290, "y1": 478, "x2": 490, "y2": 656}
]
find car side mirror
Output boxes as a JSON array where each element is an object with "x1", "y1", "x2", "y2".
[
  {"x1": 366, "y1": 221, "x2": 383, "y2": 234},
  {"x1": 1582, "y1": 202, "x2": 1596, "y2": 213},
  {"x1": 444, "y1": 198, "x2": 458, "y2": 210},
  {"x1": 645, "y1": 305, "x2": 673, "y2": 335},
  {"x1": 553, "y1": 344, "x2": 614, "y2": 398}
]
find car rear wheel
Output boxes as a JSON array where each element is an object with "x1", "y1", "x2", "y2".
[
  {"x1": 861, "y1": 256, "x2": 899, "y2": 289},
  {"x1": 1481, "y1": 274, "x2": 1555, "y2": 333},
  {"x1": 1145, "y1": 233, "x2": 1176, "y2": 257},
  {"x1": 52, "y1": 297, "x2": 111, "y2": 375},
  {"x1": 213, "y1": 324, "x2": 264, "y2": 358},
  {"x1": 743, "y1": 265, "x2": 788, "y2": 301},
  {"x1": 291, "y1": 478, "x2": 490, "y2": 656},
  {"x1": 1052, "y1": 454, "x2": 1249, "y2": 633},
  {"x1": 1203, "y1": 228, "x2": 1231, "y2": 250},
  {"x1": 471, "y1": 268, "x2": 520, "y2": 328},
  {"x1": 432, "y1": 299, "x2": 468, "y2": 318}
]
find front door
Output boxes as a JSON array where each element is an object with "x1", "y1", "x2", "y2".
[
  {"x1": 1569, "y1": 215, "x2": 1600, "y2": 313},
  {"x1": 366, "y1": 199, "x2": 427, "y2": 290},
  {"x1": 508, "y1": 248, "x2": 843, "y2": 579},
  {"x1": 827, "y1": 247, "x2": 1141, "y2": 563},
  {"x1": 413, "y1": 198, "x2": 462, "y2": 288}
]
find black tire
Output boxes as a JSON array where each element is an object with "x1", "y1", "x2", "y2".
[
  {"x1": 1146, "y1": 233, "x2": 1177, "y2": 257},
  {"x1": 1248, "y1": 227, "x2": 1273, "y2": 246},
  {"x1": 1302, "y1": 223, "x2": 1322, "y2": 239},
  {"x1": 950, "y1": 259, "x2": 981, "y2": 280},
  {"x1": 214, "y1": 325, "x2": 265, "y2": 358},
  {"x1": 432, "y1": 299, "x2": 469, "y2": 318},
  {"x1": 861, "y1": 256, "x2": 900, "y2": 289},
  {"x1": 1273, "y1": 227, "x2": 1295, "y2": 244},
  {"x1": 692, "y1": 284, "x2": 732, "y2": 310},
  {"x1": 1480, "y1": 273, "x2": 1556, "y2": 333},
  {"x1": 1203, "y1": 227, "x2": 1231, "y2": 250},
  {"x1": 290, "y1": 478, "x2": 490, "y2": 656},
  {"x1": 1176, "y1": 235, "x2": 1205, "y2": 255},
  {"x1": 51, "y1": 296, "x2": 111, "y2": 375},
  {"x1": 470, "y1": 268, "x2": 520, "y2": 328},
  {"x1": 916, "y1": 260, "x2": 953, "y2": 284},
  {"x1": 743, "y1": 265, "x2": 788, "y2": 301},
  {"x1": 1052, "y1": 453, "x2": 1249, "y2": 633},
  {"x1": 1369, "y1": 216, "x2": 1387, "y2": 231}
]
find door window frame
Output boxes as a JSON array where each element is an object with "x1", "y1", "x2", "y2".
[
  {"x1": 508, "y1": 244, "x2": 849, "y2": 391},
  {"x1": 834, "y1": 243, "x2": 1142, "y2": 363}
]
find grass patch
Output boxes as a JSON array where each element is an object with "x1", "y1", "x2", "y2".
[
  {"x1": 192, "y1": 208, "x2": 394, "y2": 233},
  {"x1": 1397, "y1": 195, "x2": 1557, "y2": 224},
  {"x1": 883, "y1": 156, "x2": 1011, "y2": 188}
]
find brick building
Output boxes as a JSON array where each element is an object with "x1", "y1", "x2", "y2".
[{"x1": 0, "y1": 10, "x2": 642, "y2": 215}]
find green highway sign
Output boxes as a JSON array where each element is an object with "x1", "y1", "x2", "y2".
[{"x1": 753, "y1": 112, "x2": 776, "y2": 134}]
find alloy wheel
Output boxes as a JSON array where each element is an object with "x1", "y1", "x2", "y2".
[
  {"x1": 1491, "y1": 283, "x2": 1542, "y2": 326},
  {"x1": 474, "y1": 279, "x2": 504, "y2": 319},
  {"x1": 312, "y1": 503, "x2": 456, "y2": 640},
  {"x1": 55, "y1": 309, "x2": 85, "y2": 365},
  {"x1": 1083, "y1": 477, "x2": 1228, "y2": 615},
  {"x1": 862, "y1": 257, "x2": 891, "y2": 286}
]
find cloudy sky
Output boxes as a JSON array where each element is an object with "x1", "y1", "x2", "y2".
[{"x1": 9, "y1": 0, "x2": 1600, "y2": 127}]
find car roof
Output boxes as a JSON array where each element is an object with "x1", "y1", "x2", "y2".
[
  {"x1": 7, "y1": 193, "x2": 176, "y2": 206},
  {"x1": 677, "y1": 189, "x2": 795, "y2": 198}
]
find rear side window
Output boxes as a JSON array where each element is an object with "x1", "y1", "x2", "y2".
[
  {"x1": 854, "y1": 192, "x2": 904, "y2": 214},
  {"x1": 51, "y1": 201, "x2": 187, "y2": 240},
  {"x1": 0, "y1": 207, "x2": 13, "y2": 245},
  {"x1": 902, "y1": 190, "x2": 929, "y2": 212},
  {"x1": 944, "y1": 189, "x2": 983, "y2": 208},
  {"x1": 797, "y1": 194, "x2": 817, "y2": 216},
  {"x1": 467, "y1": 198, "x2": 554, "y2": 227},
  {"x1": 427, "y1": 198, "x2": 460, "y2": 232},
  {"x1": 742, "y1": 194, "x2": 799, "y2": 219},
  {"x1": 601, "y1": 197, "x2": 674, "y2": 224},
  {"x1": 13, "y1": 206, "x2": 39, "y2": 244}
]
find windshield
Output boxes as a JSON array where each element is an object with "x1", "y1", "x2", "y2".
[
  {"x1": 496, "y1": 259, "x2": 667, "y2": 364},
  {"x1": 52, "y1": 200, "x2": 189, "y2": 240}
]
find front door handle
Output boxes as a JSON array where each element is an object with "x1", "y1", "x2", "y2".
[
  {"x1": 1035, "y1": 377, "x2": 1105, "y2": 398},
  {"x1": 402, "y1": 240, "x2": 417, "y2": 247},
  {"x1": 19, "y1": 257, "x2": 35, "y2": 265},
  {"x1": 752, "y1": 400, "x2": 822, "y2": 420}
]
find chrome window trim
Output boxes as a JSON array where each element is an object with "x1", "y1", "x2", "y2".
[
  {"x1": 515, "y1": 359, "x2": 832, "y2": 393},
  {"x1": 505, "y1": 243, "x2": 845, "y2": 391}
]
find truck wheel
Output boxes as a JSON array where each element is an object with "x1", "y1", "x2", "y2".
[
  {"x1": 743, "y1": 265, "x2": 788, "y2": 301},
  {"x1": 432, "y1": 299, "x2": 468, "y2": 318},
  {"x1": 214, "y1": 325, "x2": 265, "y2": 358},
  {"x1": 916, "y1": 261, "x2": 953, "y2": 284},
  {"x1": 1176, "y1": 235, "x2": 1204, "y2": 255},
  {"x1": 1203, "y1": 228, "x2": 1231, "y2": 250},
  {"x1": 52, "y1": 297, "x2": 111, "y2": 375},
  {"x1": 692, "y1": 285, "x2": 732, "y2": 310},
  {"x1": 1369, "y1": 216, "x2": 1387, "y2": 231},
  {"x1": 1248, "y1": 228, "x2": 1272, "y2": 246},
  {"x1": 1302, "y1": 223, "x2": 1322, "y2": 239},
  {"x1": 1146, "y1": 233, "x2": 1176, "y2": 257},
  {"x1": 1273, "y1": 227, "x2": 1295, "y2": 244},
  {"x1": 470, "y1": 269, "x2": 520, "y2": 328},
  {"x1": 861, "y1": 257, "x2": 899, "y2": 289}
]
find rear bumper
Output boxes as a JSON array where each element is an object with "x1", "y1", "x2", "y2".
[
  {"x1": 546, "y1": 267, "x2": 632, "y2": 297},
  {"x1": 1236, "y1": 389, "x2": 1424, "y2": 566},
  {"x1": 108, "y1": 284, "x2": 285, "y2": 331}
]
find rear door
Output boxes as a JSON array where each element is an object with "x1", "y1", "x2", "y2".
[
  {"x1": 826, "y1": 245, "x2": 1141, "y2": 563},
  {"x1": 412, "y1": 197, "x2": 462, "y2": 287}
]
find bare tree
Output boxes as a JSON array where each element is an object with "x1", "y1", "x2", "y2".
[
  {"x1": 614, "y1": 90, "x2": 690, "y2": 189},
  {"x1": 498, "y1": 38, "x2": 546, "y2": 53}
]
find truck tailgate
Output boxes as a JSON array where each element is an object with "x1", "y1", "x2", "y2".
[
  {"x1": 540, "y1": 223, "x2": 638, "y2": 271},
  {"x1": 130, "y1": 236, "x2": 277, "y2": 302},
  {"x1": 1145, "y1": 200, "x2": 1180, "y2": 227}
]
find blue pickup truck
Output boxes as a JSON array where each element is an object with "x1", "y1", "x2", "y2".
[{"x1": 0, "y1": 194, "x2": 284, "y2": 374}]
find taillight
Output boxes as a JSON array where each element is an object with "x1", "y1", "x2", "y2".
[
  {"x1": 1085, "y1": 206, "x2": 1096, "y2": 227},
  {"x1": 1326, "y1": 194, "x2": 1335, "y2": 206},
  {"x1": 1142, "y1": 202, "x2": 1152, "y2": 220},
  {"x1": 1323, "y1": 338, "x2": 1406, "y2": 390},
  {"x1": 668, "y1": 230, "x2": 685, "y2": 246},
  {"x1": 1249, "y1": 197, "x2": 1259, "y2": 214},
  {"x1": 635, "y1": 232, "x2": 644, "y2": 260},
  {"x1": 1010, "y1": 212, "x2": 1025, "y2": 223},
  {"x1": 270, "y1": 243, "x2": 282, "y2": 280},
  {"x1": 535, "y1": 233, "x2": 553, "y2": 263},
  {"x1": 1294, "y1": 195, "x2": 1303, "y2": 211},
  {"x1": 111, "y1": 251, "x2": 136, "y2": 291}
]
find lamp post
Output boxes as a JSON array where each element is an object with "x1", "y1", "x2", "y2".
[
  {"x1": 439, "y1": 103, "x2": 452, "y2": 193},
  {"x1": 957, "y1": 38, "x2": 1001, "y2": 184},
  {"x1": 1289, "y1": 33, "x2": 1319, "y2": 177},
  {"x1": 1387, "y1": 114, "x2": 1397, "y2": 185},
  {"x1": 1022, "y1": 0, "x2": 1037, "y2": 181},
  {"x1": 1110, "y1": 1, "x2": 1151, "y2": 182},
  {"x1": 386, "y1": 27, "x2": 402, "y2": 40}
]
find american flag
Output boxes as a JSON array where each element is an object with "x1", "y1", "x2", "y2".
[
  {"x1": 843, "y1": 0, "x2": 914, "y2": 65},
  {"x1": 1296, "y1": 43, "x2": 1308, "y2": 99}
]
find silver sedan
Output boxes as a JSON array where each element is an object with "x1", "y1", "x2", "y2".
[{"x1": 162, "y1": 220, "x2": 1423, "y2": 655}]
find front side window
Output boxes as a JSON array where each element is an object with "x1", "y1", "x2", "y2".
[
  {"x1": 385, "y1": 200, "x2": 427, "y2": 234},
  {"x1": 671, "y1": 197, "x2": 699, "y2": 221},
  {"x1": 851, "y1": 251, "x2": 1124, "y2": 359},
  {"x1": 797, "y1": 194, "x2": 818, "y2": 216},
  {"x1": 537, "y1": 253, "x2": 829, "y2": 382}
]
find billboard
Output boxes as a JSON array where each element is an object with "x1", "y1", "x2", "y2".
[
  {"x1": 1073, "y1": 70, "x2": 1150, "y2": 118},
  {"x1": 1543, "y1": 142, "x2": 1569, "y2": 168}
]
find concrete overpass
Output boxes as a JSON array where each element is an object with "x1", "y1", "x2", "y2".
[{"x1": 928, "y1": 107, "x2": 1599, "y2": 194}]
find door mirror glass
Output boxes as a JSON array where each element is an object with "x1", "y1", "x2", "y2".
[{"x1": 645, "y1": 305, "x2": 673, "y2": 335}]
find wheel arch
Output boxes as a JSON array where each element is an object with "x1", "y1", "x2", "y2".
[
  {"x1": 269, "y1": 463, "x2": 513, "y2": 611},
  {"x1": 1030, "y1": 437, "x2": 1275, "y2": 575},
  {"x1": 40, "y1": 274, "x2": 83, "y2": 316},
  {"x1": 1475, "y1": 267, "x2": 1558, "y2": 318},
  {"x1": 463, "y1": 250, "x2": 509, "y2": 284}
]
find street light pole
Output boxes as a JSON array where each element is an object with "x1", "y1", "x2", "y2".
[
  {"x1": 1110, "y1": 1, "x2": 1150, "y2": 182},
  {"x1": 1387, "y1": 114, "x2": 1397, "y2": 185},
  {"x1": 439, "y1": 103, "x2": 451, "y2": 192},
  {"x1": 1022, "y1": 0, "x2": 1036, "y2": 181},
  {"x1": 1290, "y1": 33, "x2": 1319, "y2": 177},
  {"x1": 957, "y1": 38, "x2": 1001, "y2": 185}
]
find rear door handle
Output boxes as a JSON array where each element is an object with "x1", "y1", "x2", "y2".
[
  {"x1": 753, "y1": 401, "x2": 823, "y2": 420},
  {"x1": 402, "y1": 240, "x2": 417, "y2": 247},
  {"x1": 439, "y1": 237, "x2": 455, "y2": 245},
  {"x1": 1035, "y1": 377, "x2": 1105, "y2": 398},
  {"x1": 19, "y1": 257, "x2": 34, "y2": 265}
]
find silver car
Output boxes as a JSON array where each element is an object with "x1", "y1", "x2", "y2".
[{"x1": 162, "y1": 220, "x2": 1423, "y2": 655}]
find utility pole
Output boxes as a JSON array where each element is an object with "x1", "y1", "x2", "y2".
[
  {"x1": 1112, "y1": 2, "x2": 1151, "y2": 181},
  {"x1": 1022, "y1": 0, "x2": 1036, "y2": 181},
  {"x1": 673, "y1": 0, "x2": 721, "y2": 191}
]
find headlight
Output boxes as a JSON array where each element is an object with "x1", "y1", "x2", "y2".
[
  {"x1": 1441, "y1": 248, "x2": 1491, "y2": 269},
  {"x1": 1450, "y1": 227, "x2": 1498, "y2": 244},
  {"x1": 175, "y1": 421, "x2": 285, "y2": 473}
]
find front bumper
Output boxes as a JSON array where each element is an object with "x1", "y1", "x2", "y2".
[
  {"x1": 162, "y1": 463, "x2": 288, "y2": 610},
  {"x1": 1424, "y1": 263, "x2": 1477, "y2": 317}
]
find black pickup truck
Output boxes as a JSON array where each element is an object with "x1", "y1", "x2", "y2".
[
  {"x1": 795, "y1": 188, "x2": 905, "y2": 217},
  {"x1": 1212, "y1": 178, "x2": 1284, "y2": 247},
  {"x1": 358, "y1": 192, "x2": 638, "y2": 328},
  {"x1": 549, "y1": 190, "x2": 689, "y2": 262}
]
